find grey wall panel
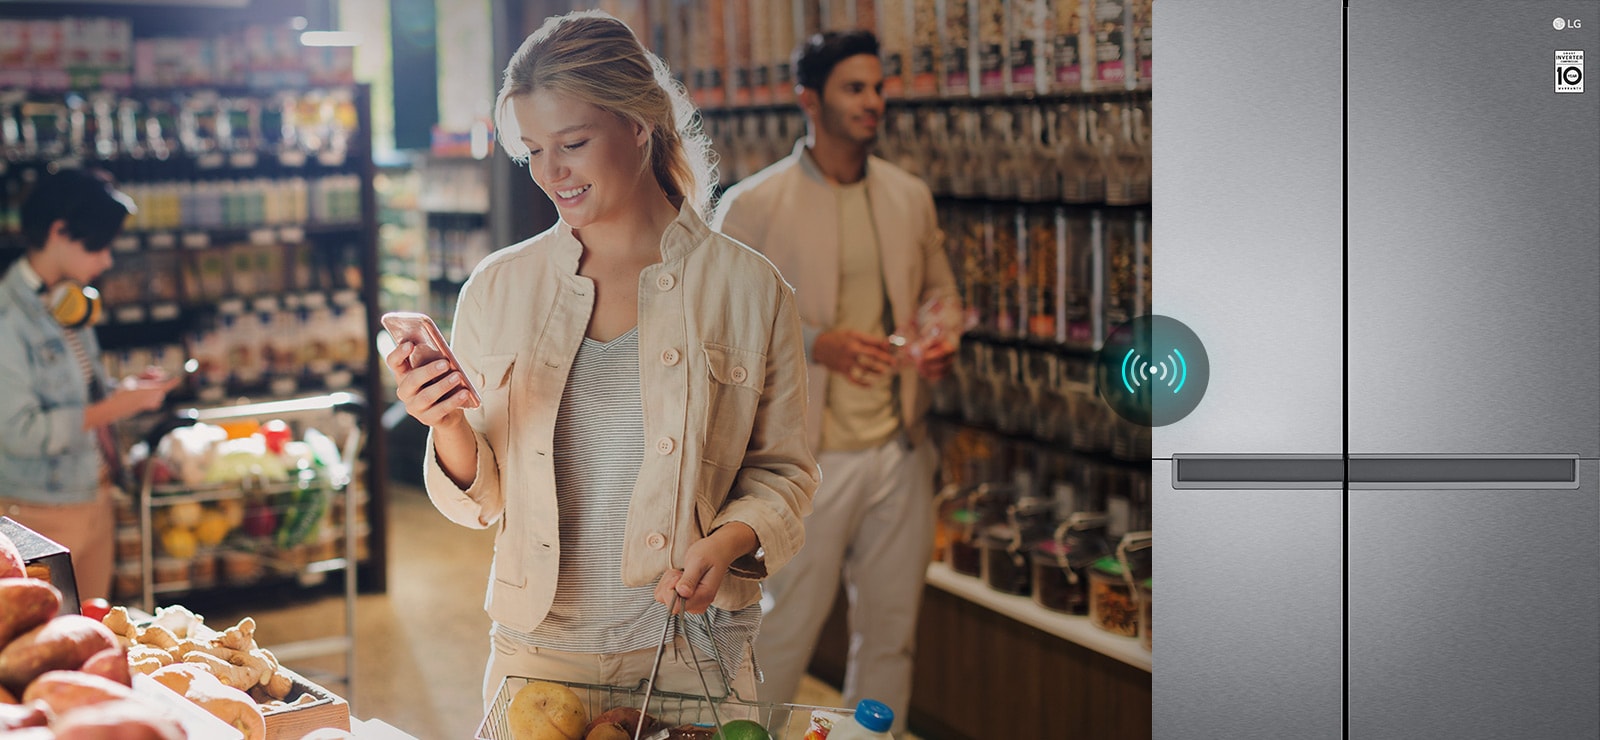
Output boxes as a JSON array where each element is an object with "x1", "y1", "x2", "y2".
[
  {"x1": 1347, "y1": 461, "x2": 1600, "y2": 738},
  {"x1": 1152, "y1": 0, "x2": 1345, "y2": 459},
  {"x1": 1153, "y1": 461, "x2": 1344, "y2": 739},
  {"x1": 1348, "y1": 0, "x2": 1600, "y2": 457}
]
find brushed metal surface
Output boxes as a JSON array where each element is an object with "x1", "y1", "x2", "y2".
[
  {"x1": 1153, "y1": 460, "x2": 1345, "y2": 740},
  {"x1": 1347, "y1": 461, "x2": 1600, "y2": 739},
  {"x1": 1348, "y1": 0, "x2": 1600, "y2": 457},
  {"x1": 1152, "y1": 0, "x2": 1344, "y2": 459}
]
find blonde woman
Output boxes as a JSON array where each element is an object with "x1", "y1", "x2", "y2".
[{"x1": 384, "y1": 10, "x2": 817, "y2": 709}]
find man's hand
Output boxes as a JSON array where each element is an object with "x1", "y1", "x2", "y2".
[
  {"x1": 813, "y1": 330, "x2": 895, "y2": 387},
  {"x1": 913, "y1": 336, "x2": 956, "y2": 382}
]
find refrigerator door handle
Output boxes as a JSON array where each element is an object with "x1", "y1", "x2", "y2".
[
  {"x1": 1171, "y1": 455, "x2": 1344, "y2": 489},
  {"x1": 1173, "y1": 455, "x2": 1580, "y2": 489},
  {"x1": 1347, "y1": 455, "x2": 1580, "y2": 489}
]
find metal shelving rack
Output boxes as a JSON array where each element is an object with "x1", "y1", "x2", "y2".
[{"x1": 136, "y1": 392, "x2": 364, "y2": 702}]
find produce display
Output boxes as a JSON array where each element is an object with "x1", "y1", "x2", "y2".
[
  {"x1": 116, "y1": 416, "x2": 365, "y2": 601},
  {"x1": 0, "y1": 571, "x2": 183, "y2": 738}
]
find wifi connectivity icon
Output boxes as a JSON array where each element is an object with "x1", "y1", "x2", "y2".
[
  {"x1": 1120, "y1": 347, "x2": 1189, "y2": 395},
  {"x1": 1098, "y1": 315, "x2": 1209, "y2": 427}
]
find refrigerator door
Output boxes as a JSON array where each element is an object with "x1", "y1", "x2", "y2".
[
  {"x1": 1347, "y1": 0, "x2": 1600, "y2": 457},
  {"x1": 1154, "y1": 460, "x2": 1345, "y2": 739},
  {"x1": 1154, "y1": 0, "x2": 1345, "y2": 736},
  {"x1": 1347, "y1": 462, "x2": 1600, "y2": 738},
  {"x1": 1152, "y1": 0, "x2": 1344, "y2": 459}
]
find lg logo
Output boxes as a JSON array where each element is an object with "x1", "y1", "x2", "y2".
[{"x1": 1552, "y1": 17, "x2": 1582, "y2": 30}]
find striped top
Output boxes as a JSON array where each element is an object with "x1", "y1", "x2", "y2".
[{"x1": 498, "y1": 327, "x2": 761, "y2": 685}]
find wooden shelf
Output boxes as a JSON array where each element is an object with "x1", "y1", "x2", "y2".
[{"x1": 925, "y1": 561, "x2": 1151, "y2": 672}]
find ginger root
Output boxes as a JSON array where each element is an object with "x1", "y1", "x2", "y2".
[
  {"x1": 102, "y1": 607, "x2": 137, "y2": 639},
  {"x1": 183, "y1": 652, "x2": 261, "y2": 692},
  {"x1": 140, "y1": 624, "x2": 181, "y2": 657},
  {"x1": 217, "y1": 618, "x2": 258, "y2": 653},
  {"x1": 128, "y1": 644, "x2": 174, "y2": 668},
  {"x1": 175, "y1": 638, "x2": 232, "y2": 663},
  {"x1": 264, "y1": 667, "x2": 294, "y2": 700}
]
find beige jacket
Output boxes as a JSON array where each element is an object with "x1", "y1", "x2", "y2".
[
  {"x1": 713, "y1": 142, "x2": 962, "y2": 450},
  {"x1": 423, "y1": 205, "x2": 818, "y2": 633}
]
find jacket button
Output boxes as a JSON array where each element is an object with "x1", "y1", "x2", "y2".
[
  {"x1": 661, "y1": 348, "x2": 681, "y2": 366},
  {"x1": 730, "y1": 366, "x2": 748, "y2": 383},
  {"x1": 656, "y1": 273, "x2": 676, "y2": 291},
  {"x1": 645, "y1": 533, "x2": 667, "y2": 550},
  {"x1": 656, "y1": 437, "x2": 675, "y2": 455}
]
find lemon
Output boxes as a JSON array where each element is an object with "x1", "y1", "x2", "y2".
[
  {"x1": 160, "y1": 526, "x2": 198, "y2": 559},
  {"x1": 194, "y1": 510, "x2": 232, "y2": 546},
  {"x1": 713, "y1": 719, "x2": 771, "y2": 740}
]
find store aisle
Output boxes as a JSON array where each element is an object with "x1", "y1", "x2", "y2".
[{"x1": 229, "y1": 481, "x2": 890, "y2": 739}]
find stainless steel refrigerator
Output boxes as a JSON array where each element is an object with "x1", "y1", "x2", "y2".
[{"x1": 1155, "y1": 2, "x2": 1599, "y2": 738}]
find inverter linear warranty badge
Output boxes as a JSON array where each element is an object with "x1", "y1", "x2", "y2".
[{"x1": 1556, "y1": 50, "x2": 1583, "y2": 93}]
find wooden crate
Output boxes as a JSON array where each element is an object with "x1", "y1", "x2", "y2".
[{"x1": 262, "y1": 667, "x2": 350, "y2": 740}]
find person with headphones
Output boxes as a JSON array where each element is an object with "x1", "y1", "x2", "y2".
[{"x1": 0, "y1": 168, "x2": 179, "y2": 601}]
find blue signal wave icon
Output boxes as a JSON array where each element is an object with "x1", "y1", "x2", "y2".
[{"x1": 1120, "y1": 348, "x2": 1188, "y2": 395}]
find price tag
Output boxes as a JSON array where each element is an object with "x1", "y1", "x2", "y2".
[
  {"x1": 317, "y1": 150, "x2": 346, "y2": 167},
  {"x1": 252, "y1": 296, "x2": 279, "y2": 313},
  {"x1": 279, "y1": 150, "x2": 308, "y2": 168},
  {"x1": 181, "y1": 232, "x2": 211, "y2": 249},
  {"x1": 249, "y1": 229, "x2": 276, "y2": 246},
  {"x1": 229, "y1": 151, "x2": 259, "y2": 169},
  {"x1": 150, "y1": 303, "x2": 181, "y2": 321},
  {"x1": 197, "y1": 152, "x2": 225, "y2": 170},
  {"x1": 146, "y1": 233, "x2": 177, "y2": 250},
  {"x1": 112, "y1": 235, "x2": 141, "y2": 253},
  {"x1": 114, "y1": 305, "x2": 146, "y2": 324},
  {"x1": 278, "y1": 226, "x2": 305, "y2": 244}
]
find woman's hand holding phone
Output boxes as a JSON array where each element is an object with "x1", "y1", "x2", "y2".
[
  {"x1": 385, "y1": 342, "x2": 478, "y2": 428},
  {"x1": 381, "y1": 312, "x2": 480, "y2": 429},
  {"x1": 381, "y1": 312, "x2": 482, "y2": 489}
]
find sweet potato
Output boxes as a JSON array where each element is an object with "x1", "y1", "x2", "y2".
[
  {"x1": 0, "y1": 533, "x2": 24, "y2": 579},
  {"x1": 0, "y1": 615, "x2": 118, "y2": 694},
  {"x1": 22, "y1": 669, "x2": 131, "y2": 715},
  {"x1": 0, "y1": 699, "x2": 48, "y2": 730},
  {"x1": 52, "y1": 698, "x2": 185, "y2": 740},
  {"x1": 0, "y1": 578, "x2": 62, "y2": 648},
  {"x1": 80, "y1": 646, "x2": 132, "y2": 687},
  {"x1": 2, "y1": 726, "x2": 53, "y2": 740}
]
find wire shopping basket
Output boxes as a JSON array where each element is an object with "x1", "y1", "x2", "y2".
[{"x1": 477, "y1": 675, "x2": 850, "y2": 740}]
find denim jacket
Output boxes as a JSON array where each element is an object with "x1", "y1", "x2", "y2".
[
  {"x1": 0, "y1": 260, "x2": 112, "y2": 504},
  {"x1": 422, "y1": 204, "x2": 818, "y2": 633}
]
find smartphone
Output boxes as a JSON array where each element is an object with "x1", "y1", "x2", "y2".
[{"x1": 380, "y1": 311, "x2": 482, "y2": 408}]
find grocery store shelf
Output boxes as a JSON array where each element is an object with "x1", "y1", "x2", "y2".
[{"x1": 924, "y1": 561, "x2": 1151, "y2": 672}]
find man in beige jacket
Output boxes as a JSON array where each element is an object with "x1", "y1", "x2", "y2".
[{"x1": 712, "y1": 29, "x2": 961, "y2": 732}]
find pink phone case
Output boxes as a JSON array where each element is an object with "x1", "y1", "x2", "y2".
[{"x1": 380, "y1": 311, "x2": 482, "y2": 408}]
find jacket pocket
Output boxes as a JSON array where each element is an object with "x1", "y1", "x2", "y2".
[
  {"x1": 700, "y1": 343, "x2": 765, "y2": 471},
  {"x1": 475, "y1": 353, "x2": 516, "y2": 453}
]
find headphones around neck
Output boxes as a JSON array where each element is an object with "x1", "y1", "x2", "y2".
[{"x1": 44, "y1": 282, "x2": 103, "y2": 329}]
